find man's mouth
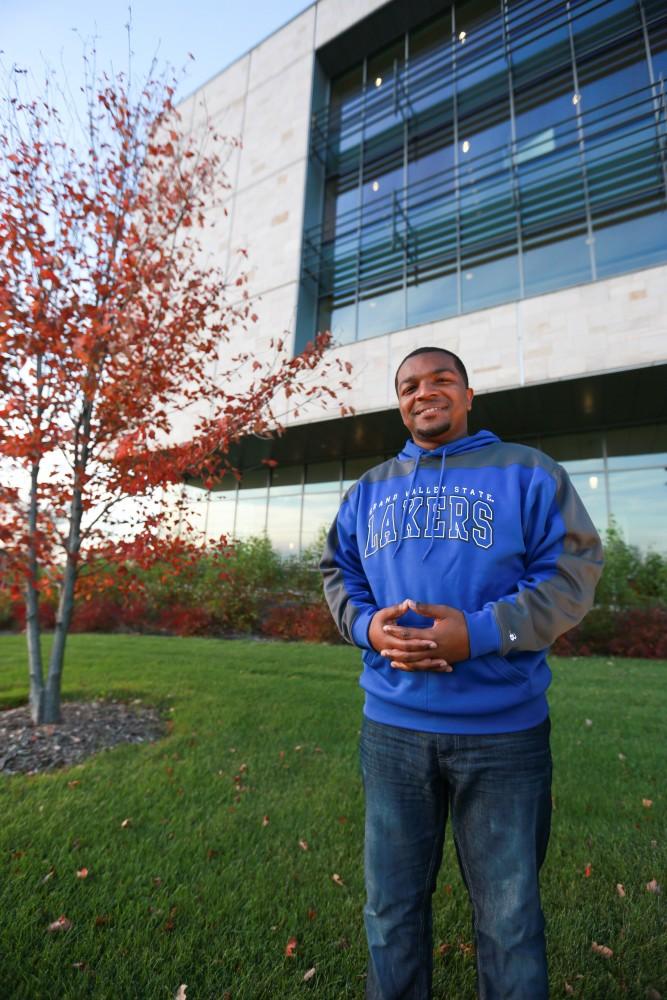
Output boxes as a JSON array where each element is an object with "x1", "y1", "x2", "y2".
[{"x1": 416, "y1": 406, "x2": 448, "y2": 416}]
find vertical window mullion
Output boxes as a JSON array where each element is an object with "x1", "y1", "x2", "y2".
[
  {"x1": 452, "y1": 3, "x2": 462, "y2": 315},
  {"x1": 566, "y1": 0, "x2": 598, "y2": 281}
]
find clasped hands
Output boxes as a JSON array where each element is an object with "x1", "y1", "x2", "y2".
[{"x1": 368, "y1": 599, "x2": 470, "y2": 673}]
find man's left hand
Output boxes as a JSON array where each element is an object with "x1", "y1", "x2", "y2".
[{"x1": 380, "y1": 601, "x2": 470, "y2": 671}]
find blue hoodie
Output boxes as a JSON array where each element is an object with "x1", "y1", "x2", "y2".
[{"x1": 321, "y1": 430, "x2": 603, "y2": 734}]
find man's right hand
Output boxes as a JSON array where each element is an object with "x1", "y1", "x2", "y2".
[{"x1": 368, "y1": 600, "x2": 452, "y2": 673}]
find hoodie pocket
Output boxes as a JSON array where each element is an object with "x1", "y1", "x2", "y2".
[{"x1": 484, "y1": 653, "x2": 527, "y2": 687}]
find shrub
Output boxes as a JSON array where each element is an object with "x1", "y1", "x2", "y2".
[{"x1": 260, "y1": 599, "x2": 342, "y2": 644}]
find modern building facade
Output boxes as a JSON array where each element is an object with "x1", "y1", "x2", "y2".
[{"x1": 178, "y1": 0, "x2": 667, "y2": 556}]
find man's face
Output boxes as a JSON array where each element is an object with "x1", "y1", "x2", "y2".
[{"x1": 396, "y1": 352, "x2": 473, "y2": 449}]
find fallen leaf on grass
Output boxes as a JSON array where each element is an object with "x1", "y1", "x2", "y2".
[
  {"x1": 646, "y1": 879, "x2": 661, "y2": 894},
  {"x1": 47, "y1": 915, "x2": 72, "y2": 933},
  {"x1": 42, "y1": 867, "x2": 56, "y2": 883},
  {"x1": 307, "y1": 908, "x2": 317, "y2": 921},
  {"x1": 262, "y1": 815, "x2": 270, "y2": 827},
  {"x1": 616, "y1": 883, "x2": 626, "y2": 897},
  {"x1": 642, "y1": 799, "x2": 653, "y2": 808},
  {"x1": 584, "y1": 719, "x2": 593, "y2": 728},
  {"x1": 94, "y1": 915, "x2": 110, "y2": 927},
  {"x1": 174, "y1": 986, "x2": 187, "y2": 1000},
  {"x1": 303, "y1": 967, "x2": 316, "y2": 982},
  {"x1": 76, "y1": 867, "x2": 89, "y2": 879},
  {"x1": 564, "y1": 983, "x2": 574, "y2": 995},
  {"x1": 584, "y1": 864, "x2": 592, "y2": 878},
  {"x1": 120, "y1": 818, "x2": 132, "y2": 828},
  {"x1": 285, "y1": 936, "x2": 298, "y2": 958},
  {"x1": 332, "y1": 873, "x2": 344, "y2": 886},
  {"x1": 591, "y1": 941, "x2": 613, "y2": 958},
  {"x1": 67, "y1": 780, "x2": 80, "y2": 789},
  {"x1": 442, "y1": 884, "x2": 452, "y2": 895},
  {"x1": 437, "y1": 942, "x2": 452, "y2": 958},
  {"x1": 338, "y1": 816, "x2": 348, "y2": 824},
  {"x1": 299, "y1": 839, "x2": 309, "y2": 851},
  {"x1": 458, "y1": 941, "x2": 474, "y2": 957}
]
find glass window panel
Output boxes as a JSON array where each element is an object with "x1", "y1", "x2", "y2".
[
  {"x1": 407, "y1": 260, "x2": 458, "y2": 327},
  {"x1": 239, "y1": 468, "x2": 268, "y2": 491},
  {"x1": 343, "y1": 456, "x2": 384, "y2": 488},
  {"x1": 606, "y1": 423, "x2": 667, "y2": 468},
  {"x1": 234, "y1": 495, "x2": 267, "y2": 539},
  {"x1": 206, "y1": 491, "x2": 236, "y2": 542},
  {"x1": 362, "y1": 137, "x2": 404, "y2": 212},
  {"x1": 461, "y1": 251, "x2": 520, "y2": 311},
  {"x1": 357, "y1": 277, "x2": 405, "y2": 339},
  {"x1": 323, "y1": 166, "x2": 360, "y2": 241},
  {"x1": 542, "y1": 431, "x2": 604, "y2": 466},
  {"x1": 365, "y1": 40, "x2": 405, "y2": 140},
  {"x1": 455, "y1": 1, "x2": 507, "y2": 98},
  {"x1": 408, "y1": 121, "x2": 455, "y2": 188},
  {"x1": 408, "y1": 13, "x2": 453, "y2": 114},
  {"x1": 300, "y1": 493, "x2": 344, "y2": 549},
  {"x1": 567, "y1": 471, "x2": 609, "y2": 535},
  {"x1": 318, "y1": 292, "x2": 356, "y2": 345},
  {"x1": 329, "y1": 65, "x2": 364, "y2": 155},
  {"x1": 609, "y1": 467, "x2": 667, "y2": 553},
  {"x1": 646, "y1": 2, "x2": 667, "y2": 79},
  {"x1": 522, "y1": 231, "x2": 592, "y2": 296},
  {"x1": 513, "y1": 70, "x2": 577, "y2": 144},
  {"x1": 593, "y1": 209, "x2": 667, "y2": 278},
  {"x1": 577, "y1": 50, "x2": 651, "y2": 112},
  {"x1": 570, "y1": 0, "x2": 642, "y2": 55},
  {"x1": 306, "y1": 461, "x2": 341, "y2": 491},
  {"x1": 507, "y1": 1, "x2": 571, "y2": 86},
  {"x1": 270, "y1": 464, "x2": 302, "y2": 494},
  {"x1": 181, "y1": 485, "x2": 209, "y2": 541},
  {"x1": 266, "y1": 493, "x2": 302, "y2": 556}
]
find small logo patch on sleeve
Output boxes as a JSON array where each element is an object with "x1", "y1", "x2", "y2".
[{"x1": 509, "y1": 632, "x2": 517, "y2": 642}]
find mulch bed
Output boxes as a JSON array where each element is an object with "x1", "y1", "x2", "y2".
[{"x1": 0, "y1": 700, "x2": 167, "y2": 776}]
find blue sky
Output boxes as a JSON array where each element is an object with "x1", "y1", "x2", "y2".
[{"x1": 2, "y1": 0, "x2": 312, "y2": 99}]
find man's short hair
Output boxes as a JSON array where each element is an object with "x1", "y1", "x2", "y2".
[{"x1": 395, "y1": 347, "x2": 469, "y2": 392}]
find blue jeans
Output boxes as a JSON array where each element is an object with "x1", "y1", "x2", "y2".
[{"x1": 360, "y1": 716, "x2": 552, "y2": 1000}]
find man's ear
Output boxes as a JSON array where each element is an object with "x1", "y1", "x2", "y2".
[{"x1": 466, "y1": 387, "x2": 474, "y2": 411}]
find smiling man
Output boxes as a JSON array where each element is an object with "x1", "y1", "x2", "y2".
[{"x1": 321, "y1": 347, "x2": 603, "y2": 1000}]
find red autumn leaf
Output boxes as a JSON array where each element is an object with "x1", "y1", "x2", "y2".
[
  {"x1": 307, "y1": 908, "x2": 317, "y2": 921},
  {"x1": 584, "y1": 864, "x2": 592, "y2": 877},
  {"x1": 298, "y1": 839, "x2": 309, "y2": 851},
  {"x1": 47, "y1": 915, "x2": 72, "y2": 933},
  {"x1": 76, "y1": 867, "x2": 89, "y2": 879},
  {"x1": 642, "y1": 798, "x2": 653, "y2": 808},
  {"x1": 284, "y1": 936, "x2": 298, "y2": 958},
  {"x1": 262, "y1": 815, "x2": 270, "y2": 827},
  {"x1": 591, "y1": 941, "x2": 613, "y2": 958}
]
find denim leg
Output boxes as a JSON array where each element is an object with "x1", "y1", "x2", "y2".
[
  {"x1": 360, "y1": 717, "x2": 446, "y2": 1000},
  {"x1": 447, "y1": 719, "x2": 552, "y2": 1000}
]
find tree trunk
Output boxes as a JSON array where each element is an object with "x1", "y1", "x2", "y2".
[
  {"x1": 26, "y1": 461, "x2": 45, "y2": 725},
  {"x1": 43, "y1": 554, "x2": 78, "y2": 723}
]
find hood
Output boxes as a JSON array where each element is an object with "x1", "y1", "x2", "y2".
[{"x1": 398, "y1": 429, "x2": 500, "y2": 462}]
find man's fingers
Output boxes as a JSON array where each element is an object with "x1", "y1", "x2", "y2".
[
  {"x1": 379, "y1": 598, "x2": 412, "y2": 621},
  {"x1": 391, "y1": 660, "x2": 453, "y2": 673},
  {"x1": 380, "y1": 644, "x2": 438, "y2": 659},
  {"x1": 406, "y1": 599, "x2": 449, "y2": 619}
]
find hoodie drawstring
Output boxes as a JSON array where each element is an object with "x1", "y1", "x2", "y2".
[
  {"x1": 392, "y1": 453, "x2": 422, "y2": 559},
  {"x1": 422, "y1": 449, "x2": 447, "y2": 562}
]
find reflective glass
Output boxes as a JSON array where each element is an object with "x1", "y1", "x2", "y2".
[
  {"x1": 593, "y1": 210, "x2": 667, "y2": 277},
  {"x1": 542, "y1": 431, "x2": 604, "y2": 466},
  {"x1": 569, "y1": 0, "x2": 642, "y2": 55},
  {"x1": 609, "y1": 467, "x2": 667, "y2": 553},
  {"x1": 567, "y1": 471, "x2": 609, "y2": 534},
  {"x1": 461, "y1": 251, "x2": 519, "y2": 310},
  {"x1": 343, "y1": 455, "x2": 384, "y2": 488},
  {"x1": 357, "y1": 278, "x2": 405, "y2": 339},
  {"x1": 300, "y1": 492, "x2": 343, "y2": 549},
  {"x1": 408, "y1": 13, "x2": 452, "y2": 115},
  {"x1": 266, "y1": 493, "x2": 303, "y2": 556},
  {"x1": 407, "y1": 261, "x2": 458, "y2": 326},
  {"x1": 239, "y1": 468, "x2": 268, "y2": 490},
  {"x1": 365, "y1": 40, "x2": 405, "y2": 140},
  {"x1": 606, "y1": 423, "x2": 667, "y2": 467},
  {"x1": 181, "y1": 485, "x2": 209, "y2": 541},
  {"x1": 305, "y1": 461, "x2": 341, "y2": 492},
  {"x1": 507, "y1": 1, "x2": 571, "y2": 87},
  {"x1": 522, "y1": 230, "x2": 592, "y2": 296},
  {"x1": 206, "y1": 492, "x2": 236, "y2": 542},
  {"x1": 270, "y1": 464, "x2": 302, "y2": 494},
  {"x1": 329, "y1": 65, "x2": 363, "y2": 155},
  {"x1": 318, "y1": 293, "x2": 356, "y2": 344},
  {"x1": 234, "y1": 495, "x2": 267, "y2": 539}
]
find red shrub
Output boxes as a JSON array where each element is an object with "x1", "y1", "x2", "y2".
[
  {"x1": 261, "y1": 601, "x2": 342, "y2": 644},
  {"x1": 553, "y1": 606, "x2": 667, "y2": 658}
]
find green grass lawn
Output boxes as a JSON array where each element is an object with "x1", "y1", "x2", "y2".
[{"x1": 0, "y1": 635, "x2": 664, "y2": 1000}]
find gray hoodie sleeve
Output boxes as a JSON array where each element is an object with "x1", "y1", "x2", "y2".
[{"x1": 464, "y1": 463, "x2": 604, "y2": 657}]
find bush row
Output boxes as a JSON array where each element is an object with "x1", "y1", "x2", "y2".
[{"x1": 2, "y1": 525, "x2": 666, "y2": 656}]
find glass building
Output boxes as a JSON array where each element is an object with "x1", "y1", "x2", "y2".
[{"x1": 179, "y1": 0, "x2": 667, "y2": 557}]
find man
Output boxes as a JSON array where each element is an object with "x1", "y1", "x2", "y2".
[{"x1": 320, "y1": 347, "x2": 603, "y2": 1000}]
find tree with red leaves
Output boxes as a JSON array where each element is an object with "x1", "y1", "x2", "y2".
[{"x1": 0, "y1": 57, "x2": 351, "y2": 724}]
